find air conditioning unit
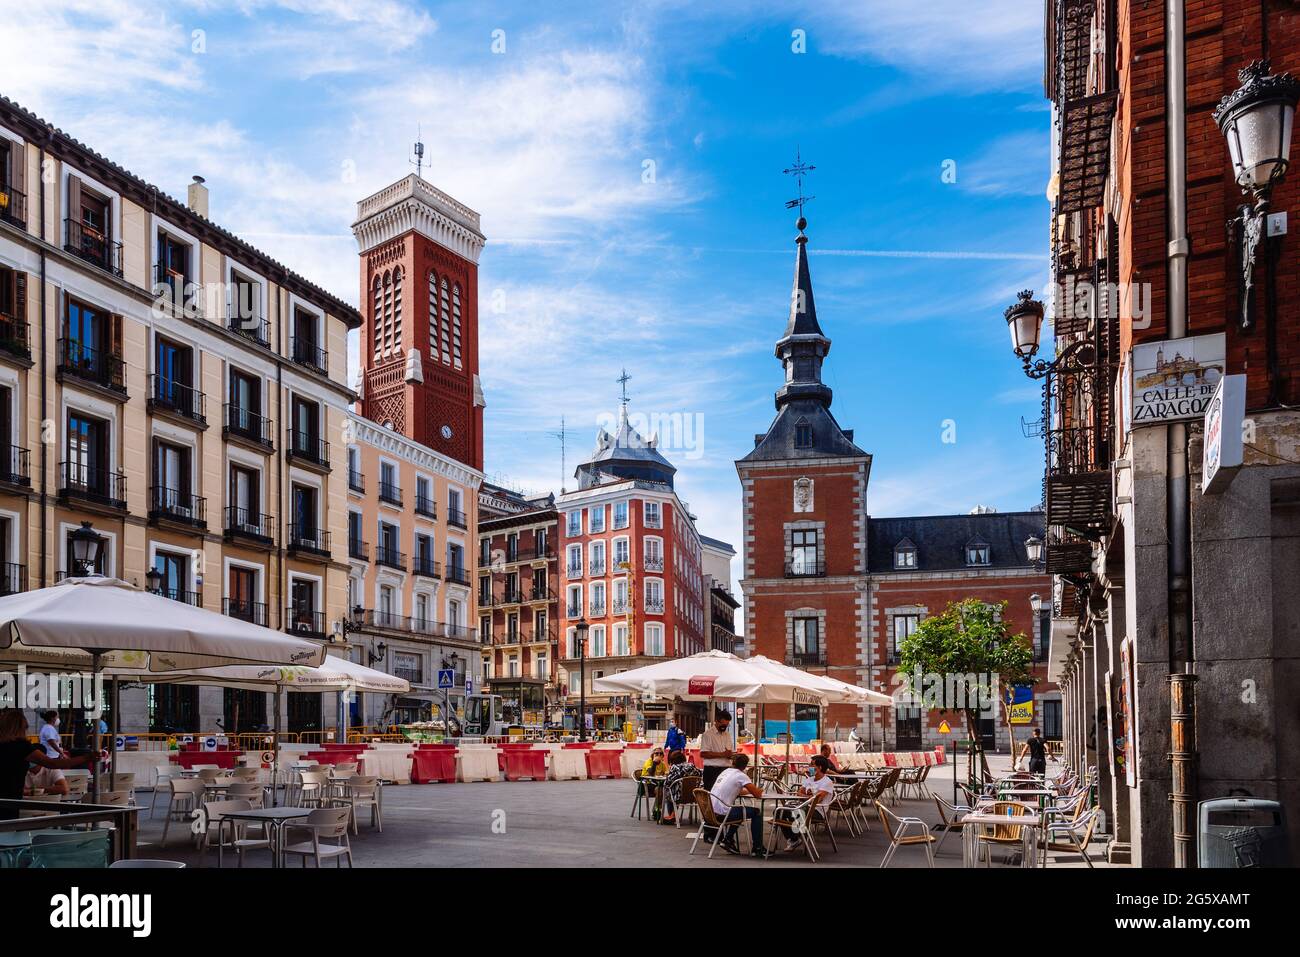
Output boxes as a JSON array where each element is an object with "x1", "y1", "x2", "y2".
[{"x1": 1198, "y1": 798, "x2": 1290, "y2": 868}]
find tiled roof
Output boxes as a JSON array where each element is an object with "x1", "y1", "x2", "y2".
[{"x1": 867, "y1": 511, "x2": 1046, "y2": 573}]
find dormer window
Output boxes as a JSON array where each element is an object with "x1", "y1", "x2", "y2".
[
  {"x1": 966, "y1": 541, "x2": 991, "y2": 566},
  {"x1": 794, "y1": 418, "x2": 813, "y2": 449},
  {"x1": 894, "y1": 540, "x2": 917, "y2": 569}
]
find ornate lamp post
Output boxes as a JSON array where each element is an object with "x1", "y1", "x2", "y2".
[
  {"x1": 1025, "y1": 536, "x2": 1044, "y2": 566},
  {"x1": 144, "y1": 567, "x2": 163, "y2": 595},
  {"x1": 575, "y1": 618, "x2": 589, "y2": 742},
  {"x1": 1005, "y1": 290, "x2": 1096, "y2": 379},
  {"x1": 69, "y1": 521, "x2": 104, "y2": 577}
]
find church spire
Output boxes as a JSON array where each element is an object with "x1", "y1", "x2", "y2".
[{"x1": 774, "y1": 212, "x2": 832, "y2": 410}]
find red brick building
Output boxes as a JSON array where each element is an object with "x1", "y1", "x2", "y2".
[
  {"x1": 557, "y1": 405, "x2": 708, "y2": 733},
  {"x1": 737, "y1": 217, "x2": 1053, "y2": 748}
]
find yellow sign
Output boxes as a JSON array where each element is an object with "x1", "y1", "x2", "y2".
[
  {"x1": 938, "y1": 720, "x2": 951, "y2": 734},
  {"x1": 1008, "y1": 701, "x2": 1034, "y2": 725}
]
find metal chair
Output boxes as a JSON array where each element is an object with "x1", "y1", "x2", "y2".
[
  {"x1": 688, "y1": 788, "x2": 750, "y2": 859},
  {"x1": 932, "y1": 794, "x2": 972, "y2": 855},
  {"x1": 630, "y1": 769, "x2": 648, "y2": 820},
  {"x1": 875, "y1": 801, "x2": 935, "y2": 868}
]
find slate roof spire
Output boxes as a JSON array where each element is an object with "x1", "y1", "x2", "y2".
[{"x1": 774, "y1": 214, "x2": 833, "y2": 410}]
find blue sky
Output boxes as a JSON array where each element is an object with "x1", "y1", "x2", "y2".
[{"x1": 2, "y1": 1, "x2": 1054, "y2": 586}]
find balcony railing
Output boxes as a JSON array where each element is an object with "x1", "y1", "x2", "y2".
[
  {"x1": 64, "y1": 218, "x2": 122, "y2": 276},
  {"x1": 0, "y1": 562, "x2": 26, "y2": 596},
  {"x1": 589, "y1": 601, "x2": 606, "y2": 617},
  {"x1": 287, "y1": 523, "x2": 331, "y2": 557},
  {"x1": 224, "y1": 404, "x2": 274, "y2": 448},
  {"x1": 644, "y1": 599, "x2": 665, "y2": 614},
  {"x1": 566, "y1": 604, "x2": 581, "y2": 619},
  {"x1": 224, "y1": 598, "x2": 268, "y2": 627},
  {"x1": 787, "y1": 651, "x2": 826, "y2": 667},
  {"x1": 290, "y1": 337, "x2": 327, "y2": 373},
  {"x1": 446, "y1": 507, "x2": 467, "y2": 529},
  {"x1": 154, "y1": 588, "x2": 203, "y2": 607},
  {"x1": 566, "y1": 563, "x2": 582, "y2": 579},
  {"x1": 643, "y1": 556, "x2": 664, "y2": 573},
  {"x1": 152, "y1": 263, "x2": 195, "y2": 312},
  {"x1": 529, "y1": 585, "x2": 553, "y2": 602},
  {"x1": 411, "y1": 555, "x2": 440, "y2": 578},
  {"x1": 378, "y1": 481, "x2": 403, "y2": 506},
  {"x1": 414, "y1": 494, "x2": 435, "y2": 518},
  {"x1": 227, "y1": 314, "x2": 270, "y2": 349},
  {"x1": 496, "y1": 590, "x2": 524, "y2": 606},
  {"x1": 589, "y1": 561, "x2": 606, "y2": 576},
  {"x1": 59, "y1": 461, "x2": 127, "y2": 510},
  {"x1": 784, "y1": 560, "x2": 825, "y2": 578},
  {"x1": 58, "y1": 338, "x2": 125, "y2": 393},
  {"x1": 444, "y1": 565, "x2": 470, "y2": 586},
  {"x1": 0, "y1": 183, "x2": 26, "y2": 227},
  {"x1": 612, "y1": 598, "x2": 630, "y2": 615},
  {"x1": 223, "y1": 506, "x2": 273, "y2": 543},
  {"x1": 375, "y1": 545, "x2": 405, "y2": 571},
  {"x1": 149, "y1": 374, "x2": 206, "y2": 424},
  {"x1": 348, "y1": 537, "x2": 370, "y2": 561},
  {"x1": 285, "y1": 607, "x2": 325, "y2": 639},
  {"x1": 348, "y1": 469, "x2": 365, "y2": 493},
  {"x1": 286, "y1": 431, "x2": 330, "y2": 469},
  {"x1": 0, "y1": 314, "x2": 29, "y2": 360},
  {"x1": 149, "y1": 486, "x2": 207, "y2": 528},
  {"x1": 353, "y1": 611, "x2": 474, "y2": 642},
  {"x1": 0, "y1": 445, "x2": 30, "y2": 487}
]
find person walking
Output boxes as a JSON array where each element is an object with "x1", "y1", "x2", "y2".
[{"x1": 1017, "y1": 728, "x2": 1052, "y2": 775}]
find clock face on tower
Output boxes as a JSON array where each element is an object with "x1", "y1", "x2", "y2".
[{"x1": 441, "y1": 425, "x2": 454, "y2": 440}]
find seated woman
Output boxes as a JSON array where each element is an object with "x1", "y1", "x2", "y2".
[
  {"x1": 640, "y1": 747, "x2": 669, "y2": 817},
  {"x1": 661, "y1": 749, "x2": 698, "y2": 824},
  {"x1": 1, "y1": 710, "x2": 94, "y2": 819}
]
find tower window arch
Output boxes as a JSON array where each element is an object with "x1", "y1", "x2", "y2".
[
  {"x1": 428, "y1": 270, "x2": 440, "y2": 363},
  {"x1": 371, "y1": 276, "x2": 383, "y2": 360},
  {"x1": 794, "y1": 417, "x2": 813, "y2": 449}
]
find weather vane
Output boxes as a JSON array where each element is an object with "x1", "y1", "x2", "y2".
[
  {"x1": 783, "y1": 148, "x2": 815, "y2": 220},
  {"x1": 617, "y1": 368, "x2": 632, "y2": 409}
]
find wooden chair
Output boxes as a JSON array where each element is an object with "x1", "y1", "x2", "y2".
[
  {"x1": 974, "y1": 801, "x2": 1031, "y2": 866},
  {"x1": 668, "y1": 774, "x2": 701, "y2": 828},
  {"x1": 875, "y1": 801, "x2": 935, "y2": 867},
  {"x1": 688, "y1": 788, "x2": 749, "y2": 859}
]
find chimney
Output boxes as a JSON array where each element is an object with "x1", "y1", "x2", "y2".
[{"x1": 187, "y1": 175, "x2": 209, "y2": 218}]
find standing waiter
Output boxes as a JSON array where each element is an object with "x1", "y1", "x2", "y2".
[{"x1": 698, "y1": 709, "x2": 735, "y2": 790}]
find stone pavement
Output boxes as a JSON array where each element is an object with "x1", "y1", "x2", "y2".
[{"x1": 129, "y1": 754, "x2": 1112, "y2": 868}]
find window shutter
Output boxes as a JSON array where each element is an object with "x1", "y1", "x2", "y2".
[
  {"x1": 66, "y1": 176, "x2": 81, "y2": 232},
  {"x1": 13, "y1": 270, "x2": 24, "y2": 322},
  {"x1": 8, "y1": 141, "x2": 25, "y2": 213}
]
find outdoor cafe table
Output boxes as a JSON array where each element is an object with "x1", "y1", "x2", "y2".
[
  {"x1": 215, "y1": 806, "x2": 312, "y2": 868},
  {"x1": 960, "y1": 809, "x2": 1042, "y2": 868}
]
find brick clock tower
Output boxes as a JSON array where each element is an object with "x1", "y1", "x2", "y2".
[
  {"x1": 736, "y1": 214, "x2": 873, "y2": 732},
  {"x1": 351, "y1": 174, "x2": 486, "y2": 469}
]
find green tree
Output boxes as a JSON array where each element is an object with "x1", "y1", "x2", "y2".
[{"x1": 896, "y1": 598, "x2": 1035, "y2": 782}]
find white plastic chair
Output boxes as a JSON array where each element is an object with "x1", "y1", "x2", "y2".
[{"x1": 280, "y1": 807, "x2": 354, "y2": 868}]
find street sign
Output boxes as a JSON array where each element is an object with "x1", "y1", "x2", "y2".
[
  {"x1": 465, "y1": 676, "x2": 474, "y2": 696},
  {"x1": 937, "y1": 720, "x2": 951, "y2": 734},
  {"x1": 437, "y1": 669, "x2": 454, "y2": 689},
  {"x1": 1203, "y1": 374, "x2": 1246, "y2": 494}
]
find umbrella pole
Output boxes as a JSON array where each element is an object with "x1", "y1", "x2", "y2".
[
  {"x1": 786, "y1": 703, "x2": 793, "y2": 782},
  {"x1": 110, "y1": 676, "x2": 119, "y2": 780},
  {"x1": 91, "y1": 652, "x2": 101, "y2": 804},
  {"x1": 273, "y1": 688, "x2": 282, "y2": 808}
]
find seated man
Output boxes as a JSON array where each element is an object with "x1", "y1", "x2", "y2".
[
  {"x1": 778, "y1": 755, "x2": 835, "y2": 852},
  {"x1": 708, "y1": 754, "x2": 770, "y2": 858},
  {"x1": 819, "y1": 744, "x2": 847, "y2": 775},
  {"x1": 24, "y1": 763, "x2": 70, "y2": 797}
]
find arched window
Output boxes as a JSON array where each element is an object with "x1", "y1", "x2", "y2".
[
  {"x1": 381, "y1": 271, "x2": 394, "y2": 356},
  {"x1": 451, "y1": 282, "x2": 462, "y2": 368},
  {"x1": 371, "y1": 276, "x2": 383, "y2": 359},
  {"x1": 391, "y1": 266, "x2": 403, "y2": 350},
  {"x1": 428, "y1": 271, "x2": 440, "y2": 362},
  {"x1": 794, "y1": 417, "x2": 813, "y2": 448},
  {"x1": 439, "y1": 277, "x2": 452, "y2": 365}
]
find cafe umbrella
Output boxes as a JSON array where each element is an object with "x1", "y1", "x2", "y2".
[{"x1": 0, "y1": 576, "x2": 328, "y2": 801}]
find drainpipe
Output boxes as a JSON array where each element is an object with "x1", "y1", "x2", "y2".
[
  {"x1": 1165, "y1": 0, "x2": 1197, "y2": 869},
  {"x1": 37, "y1": 136, "x2": 49, "y2": 588}
]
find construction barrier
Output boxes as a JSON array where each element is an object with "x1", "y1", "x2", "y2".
[
  {"x1": 584, "y1": 749, "x2": 622, "y2": 779},
  {"x1": 410, "y1": 749, "x2": 457, "y2": 784},
  {"x1": 502, "y1": 750, "x2": 547, "y2": 782},
  {"x1": 550, "y1": 749, "x2": 587, "y2": 781},
  {"x1": 457, "y1": 749, "x2": 499, "y2": 783}
]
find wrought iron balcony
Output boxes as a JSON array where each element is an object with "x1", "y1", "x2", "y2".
[
  {"x1": 0, "y1": 314, "x2": 29, "y2": 360},
  {"x1": 1044, "y1": 365, "x2": 1113, "y2": 530},
  {"x1": 149, "y1": 486, "x2": 207, "y2": 528},
  {"x1": 0, "y1": 562, "x2": 26, "y2": 596},
  {"x1": 644, "y1": 599, "x2": 665, "y2": 614},
  {"x1": 529, "y1": 585, "x2": 554, "y2": 602},
  {"x1": 224, "y1": 506, "x2": 273, "y2": 545},
  {"x1": 643, "y1": 556, "x2": 664, "y2": 573},
  {"x1": 287, "y1": 523, "x2": 331, "y2": 558},
  {"x1": 612, "y1": 598, "x2": 630, "y2": 615},
  {"x1": 224, "y1": 598, "x2": 267, "y2": 626},
  {"x1": 152, "y1": 263, "x2": 194, "y2": 311},
  {"x1": 444, "y1": 564, "x2": 470, "y2": 586},
  {"x1": 290, "y1": 336, "x2": 327, "y2": 374},
  {"x1": 784, "y1": 559, "x2": 825, "y2": 578},
  {"x1": 446, "y1": 507, "x2": 467, "y2": 530},
  {"x1": 0, "y1": 445, "x2": 30, "y2": 487},
  {"x1": 566, "y1": 563, "x2": 583, "y2": 579},
  {"x1": 787, "y1": 651, "x2": 826, "y2": 667},
  {"x1": 155, "y1": 588, "x2": 203, "y2": 607},
  {"x1": 149, "y1": 374, "x2": 206, "y2": 424},
  {"x1": 496, "y1": 589, "x2": 524, "y2": 606},
  {"x1": 348, "y1": 469, "x2": 365, "y2": 493},
  {"x1": 286, "y1": 430, "x2": 330, "y2": 469},
  {"x1": 59, "y1": 461, "x2": 127, "y2": 510},
  {"x1": 348, "y1": 537, "x2": 370, "y2": 561},
  {"x1": 0, "y1": 183, "x2": 26, "y2": 228},
  {"x1": 227, "y1": 314, "x2": 270, "y2": 349},
  {"x1": 58, "y1": 338, "x2": 125, "y2": 393},
  {"x1": 566, "y1": 604, "x2": 581, "y2": 619},
  {"x1": 64, "y1": 218, "x2": 122, "y2": 276},
  {"x1": 378, "y1": 480, "x2": 403, "y2": 506},
  {"x1": 224, "y1": 404, "x2": 274, "y2": 448},
  {"x1": 374, "y1": 545, "x2": 405, "y2": 570},
  {"x1": 589, "y1": 601, "x2": 606, "y2": 617},
  {"x1": 414, "y1": 493, "x2": 435, "y2": 518},
  {"x1": 285, "y1": 606, "x2": 325, "y2": 639},
  {"x1": 411, "y1": 555, "x2": 440, "y2": 578},
  {"x1": 589, "y1": 560, "x2": 606, "y2": 576}
]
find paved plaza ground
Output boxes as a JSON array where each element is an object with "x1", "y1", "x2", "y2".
[{"x1": 130, "y1": 754, "x2": 1111, "y2": 868}]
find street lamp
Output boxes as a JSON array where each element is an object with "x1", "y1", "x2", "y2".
[
  {"x1": 1004, "y1": 290, "x2": 1096, "y2": 379},
  {"x1": 1025, "y1": 535, "x2": 1044, "y2": 565},
  {"x1": 69, "y1": 521, "x2": 104, "y2": 577},
  {"x1": 575, "y1": 618, "x2": 590, "y2": 742},
  {"x1": 1213, "y1": 60, "x2": 1300, "y2": 329},
  {"x1": 1030, "y1": 593, "x2": 1044, "y2": 616},
  {"x1": 144, "y1": 567, "x2": 163, "y2": 595}
]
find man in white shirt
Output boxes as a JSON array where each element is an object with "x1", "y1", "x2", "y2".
[
  {"x1": 698, "y1": 711, "x2": 735, "y2": 791},
  {"x1": 25, "y1": 764, "x2": 70, "y2": 796},
  {"x1": 707, "y1": 754, "x2": 769, "y2": 858}
]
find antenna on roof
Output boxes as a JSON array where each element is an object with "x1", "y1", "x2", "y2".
[
  {"x1": 411, "y1": 126, "x2": 426, "y2": 180},
  {"x1": 547, "y1": 416, "x2": 568, "y2": 494}
]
